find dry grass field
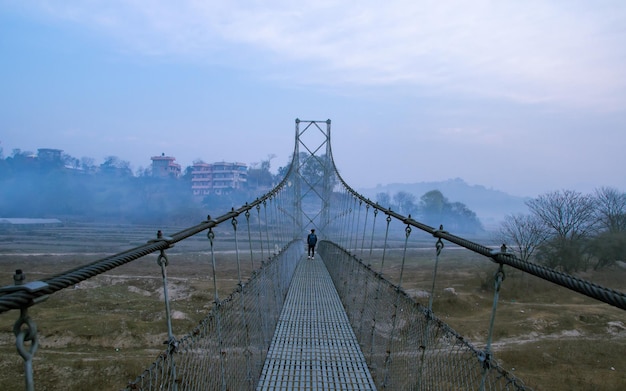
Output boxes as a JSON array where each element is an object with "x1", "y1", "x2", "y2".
[
  {"x1": 1, "y1": 224, "x2": 625, "y2": 390},
  {"x1": 363, "y1": 245, "x2": 626, "y2": 391}
]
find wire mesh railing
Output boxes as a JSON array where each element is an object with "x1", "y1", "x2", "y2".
[
  {"x1": 125, "y1": 240, "x2": 302, "y2": 391},
  {"x1": 319, "y1": 240, "x2": 528, "y2": 390}
]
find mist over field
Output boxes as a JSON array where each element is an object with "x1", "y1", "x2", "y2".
[
  {"x1": 0, "y1": 150, "x2": 502, "y2": 234},
  {"x1": 0, "y1": 157, "x2": 263, "y2": 225},
  {"x1": 360, "y1": 178, "x2": 530, "y2": 227}
]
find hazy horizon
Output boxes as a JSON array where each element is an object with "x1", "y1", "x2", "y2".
[{"x1": 2, "y1": 2, "x2": 625, "y2": 199}]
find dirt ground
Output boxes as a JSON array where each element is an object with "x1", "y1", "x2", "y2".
[{"x1": 1, "y1": 224, "x2": 625, "y2": 390}]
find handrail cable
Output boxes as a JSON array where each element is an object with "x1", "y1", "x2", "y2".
[
  {"x1": 0, "y1": 152, "x2": 298, "y2": 315},
  {"x1": 327, "y1": 142, "x2": 626, "y2": 311}
]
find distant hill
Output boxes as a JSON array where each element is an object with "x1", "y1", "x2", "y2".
[{"x1": 357, "y1": 178, "x2": 530, "y2": 228}]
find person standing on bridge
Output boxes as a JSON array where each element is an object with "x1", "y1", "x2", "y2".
[{"x1": 307, "y1": 229, "x2": 318, "y2": 259}]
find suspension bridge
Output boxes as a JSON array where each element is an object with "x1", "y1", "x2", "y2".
[{"x1": 1, "y1": 119, "x2": 626, "y2": 390}]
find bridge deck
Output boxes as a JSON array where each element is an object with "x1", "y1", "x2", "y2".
[{"x1": 257, "y1": 256, "x2": 377, "y2": 390}]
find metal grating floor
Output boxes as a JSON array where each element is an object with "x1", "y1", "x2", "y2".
[{"x1": 257, "y1": 256, "x2": 377, "y2": 390}]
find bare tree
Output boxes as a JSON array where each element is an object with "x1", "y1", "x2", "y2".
[
  {"x1": 100, "y1": 156, "x2": 132, "y2": 176},
  {"x1": 81, "y1": 157, "x2": 96, "y2": 172},
  {"x1": 594, "y1": 186, "x2": 626, "y2": 233},
  {"x1": 527, "y1": 190, "x2": 598, "y2": 271},
  {"x1": 62, "y1": 153, "x2": 79, "y2": 169},
  {"x1": 588, "y1": 187, "x2": 626, "y2": 269},
  {"x1": 375, "y1": 192, "x2": 392, "y2": 208},
  {"x1": 527, "y1": 190, "x2": 598, "y2": 241},
  {"x1": 498, "y1": 213, "x2": 548, "y2": 262},
  {"x1": 393, "y1": 191, "x2": 416, "y2": 215}
]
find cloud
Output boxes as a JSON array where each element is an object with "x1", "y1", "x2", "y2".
[{"x1": 12, "y1": 1, "x2": 626, "y2": 110}]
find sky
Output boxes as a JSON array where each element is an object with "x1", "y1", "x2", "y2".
[{"x1": 1, "y1": 1, "x2": 625, "y2": 198}]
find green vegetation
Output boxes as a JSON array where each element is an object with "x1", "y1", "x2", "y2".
[{"x1": 375, "y1": 189, "x2": 484, "y2": 233}]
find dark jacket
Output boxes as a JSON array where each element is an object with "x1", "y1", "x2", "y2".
[{"x1": 307, "y1": 233, "x2": 318, "y2": 246}]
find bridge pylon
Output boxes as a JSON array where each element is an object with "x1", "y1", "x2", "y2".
[{"x1": 293, "y1": 118, "x2": 334, "y2": 240}]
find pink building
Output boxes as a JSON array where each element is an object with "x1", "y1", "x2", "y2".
[{"x1": 151, "y1": 154, "x2": 181, "y2": 178}]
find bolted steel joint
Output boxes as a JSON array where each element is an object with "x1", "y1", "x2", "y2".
[
  {"x1": 163, "y1": 336, "x2": 179, "y2": 353},
  {"x1": 0, "y1": 271, "x2": 50, "y2": 307},
  {"x1": 14, "y1": 269, "x2": 26, "y2": 285},
  {"x1": 477, "y1": 350, "x2": 493, "y2": 369},
  {"x1": 148, "y1": 230, "x2": 174, "y2": 248}
]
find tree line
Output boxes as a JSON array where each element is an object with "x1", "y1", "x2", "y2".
[
  {"x1": 498, "y1": 187, "x2": 626, "y2": 272},
  {"x1": 0, "y1": 148, "x2": 278, "y2": 224},
  {"x1": 375, "y1": 189, "x2": 484, "y2": 234}
]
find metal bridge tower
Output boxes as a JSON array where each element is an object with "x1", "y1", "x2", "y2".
[{"x1": 293, "y1": 118, "x2": 333, "y2": 239}]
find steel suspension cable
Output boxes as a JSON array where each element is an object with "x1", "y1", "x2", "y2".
[
  {"x1": 327, "y1": 158, "x2": 626, "y2": 311},
  {"x1": 0, "y1": 162, "x2": 298, "y2": 314}
]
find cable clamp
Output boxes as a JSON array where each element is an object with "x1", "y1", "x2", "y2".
[
  {"x1": 490, "y1": 243, "x2": 508, "y2": 257},
  {"x1": 477, "y1": 350, "x2": 493, "y2": 370},
  {"x1": 148, "y1": 230, "x2": 174, "y2": 248},
  {"x1": 432, "y1": 225, "x2": 449, "y2": 238},
  {"x1": 0, "y1": 281, "x2": 49, "y2": 305}
]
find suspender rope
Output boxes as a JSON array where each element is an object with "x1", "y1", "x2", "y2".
[
  {"x1": 360, "y1": 204, "x2": 370, "y2": 257},
  {"x1": 382, "y1": 223, "x2": 412, "y2": 388},
  {"x1": 369, "y1": 213, "x2": 392, "y2": 362},
  {"x1": 244, "y1": 209, "x2": 255, "y2": 269},
  {"x1": 232, "y1": 215, "x2": 253, "y2": 388},
  {"x1": 429, "y1": 228, "x2": 446, "y2": 313},
  {"x1": 479, "y1": 263, "x2": 505, "y2": 390},
  {"x1": 256, "y1": 204, "x2": 265, "y2": 264},
  {"x1": 368, "y1": 208, "x2": 379, "y2": 259},
  {"x1": 417, "y1": 227, "x2": 445, "y2": 390},
  {"x1": 14, "y1": 308, "x2": 38, "y2": 391},
  {"x1": 156, "y1": 247, "x2": 178, "y2": 391},
  {"x1": 357, "y1": 206, "x2": 377, "y2": 341},
  {"x1": 4, "y1": 269, "x2": 48, "y2": 391},
  {"x1": 206, "y1": 227, "x2": 227, "y2": 391},
  {"x1": 353, "y1": 199, "x2": 363, "y2": 253}
]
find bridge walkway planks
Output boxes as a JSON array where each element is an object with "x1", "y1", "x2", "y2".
[{"x1": 257, "y1": 255, "x2": 377, "y2": 391}]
